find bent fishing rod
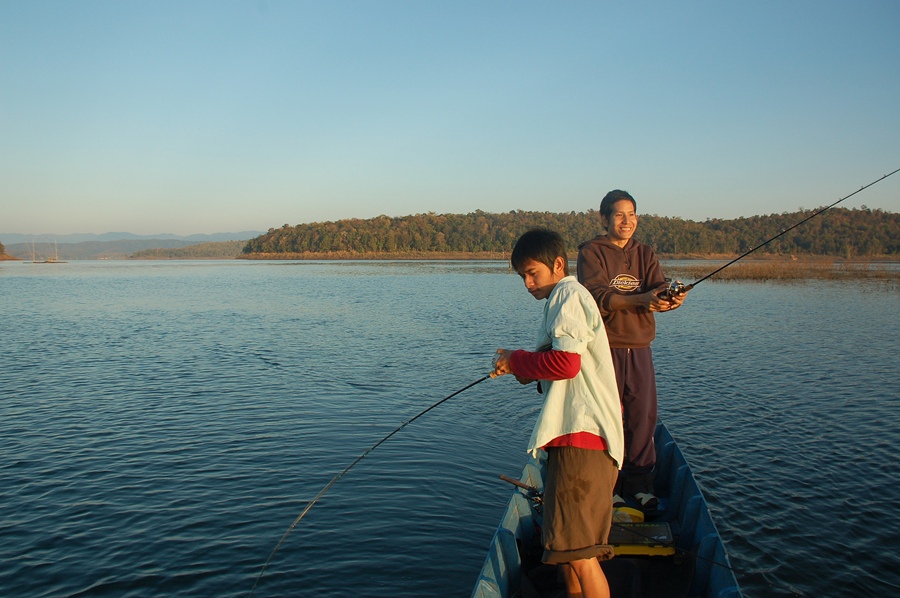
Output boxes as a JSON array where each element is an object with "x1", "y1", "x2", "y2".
[
  {"x1": 248, "y1": 374, "x2": 491, "y2": 596},
  {"x1": 662, "y1": 167, "x2": 900, "y2": 298}
]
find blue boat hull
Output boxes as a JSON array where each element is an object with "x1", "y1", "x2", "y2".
[{"x1": 472, "y1": 422, "x2": 741, "y2": 598}]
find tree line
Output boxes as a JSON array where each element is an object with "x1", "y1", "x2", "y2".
[
  {"x1": 131, "y1": 240, "x2": 247, "y2": 259},
  {"x1": 242, "y1": 207, "x2": 898, "y2": 258}
]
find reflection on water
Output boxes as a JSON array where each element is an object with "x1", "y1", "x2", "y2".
[{"x1": 0, "y1": 260, "x2": 898, "y2": 596}]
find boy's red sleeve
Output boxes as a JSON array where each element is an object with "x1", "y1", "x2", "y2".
[{"x1": 509, "y1": 349, "x2": 581, "y2": 380}]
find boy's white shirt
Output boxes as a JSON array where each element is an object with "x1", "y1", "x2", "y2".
[{"x1": 526, "y1": 276, "x2": 625, "y2": 468}]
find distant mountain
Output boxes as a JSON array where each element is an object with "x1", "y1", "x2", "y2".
[
  {"x1": 0, "y1": 231, "x2": 263, "y2": 245},
  {"x1": 0, "y1": 232, "x2": 262, "y2": 261}
]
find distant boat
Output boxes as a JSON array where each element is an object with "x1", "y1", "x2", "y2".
[{"x1": 27, "y1": 239, "x2": 67, "y2": 264}]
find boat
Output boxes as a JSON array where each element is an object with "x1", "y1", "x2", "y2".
[
  {"x1": 472, "y1": 422, "x2": 741, "y2": 598},
  {"x1": 27, "y1": 239, "x2": 67, "y2": 264}
]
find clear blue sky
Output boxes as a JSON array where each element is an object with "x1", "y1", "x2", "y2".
[{"x1": 2, "y1": 0, "x2": 899, "y2": 236}]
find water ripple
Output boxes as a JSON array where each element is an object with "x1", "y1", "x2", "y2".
[{"x1": 1, "y1": 262, "x2": 898, "y2": 596}]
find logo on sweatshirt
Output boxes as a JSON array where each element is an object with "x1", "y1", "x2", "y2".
[{"x1": 610, "y1": 274, "x2": 641, "y2": 292}]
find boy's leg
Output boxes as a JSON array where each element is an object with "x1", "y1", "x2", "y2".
[
  {"x1": 561, "y1": 559, "x2": 611, "y2": 598},
  {"x1": 542, "y1": 447, "x2": 617, "y2": 561}
]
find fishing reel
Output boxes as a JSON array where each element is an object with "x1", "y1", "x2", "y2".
[{"x1": 658, "y1": 278, "x2": 689, "y2": 300}]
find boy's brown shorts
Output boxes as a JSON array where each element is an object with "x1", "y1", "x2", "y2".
[{"x1": 541, "y1": 446, "x2": 618, "y2": 565}]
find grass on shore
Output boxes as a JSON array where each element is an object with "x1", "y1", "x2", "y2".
[
  {"x1": 239, "y1": 250, "x2": 509, "y2": 261},
  {"x1": 242, "y1": 252, "x2": 898, "y2": 283},
  {"x1": 12, "y1": 247, "x2": 893, "y2": 284},
  {"x1": 663, "y1": 257, "x2": 899, "y2": 283}
]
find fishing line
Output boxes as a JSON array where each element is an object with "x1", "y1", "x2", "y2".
[
  {"x1": 663, "y1": 167, "x2": 900, "y2": 297},
  {"x1": 642, "y1": 170, "x2": 900, "y2": 591},
  {"x1": 248, "y1": 374, "x2": 491, "y2": 596}
]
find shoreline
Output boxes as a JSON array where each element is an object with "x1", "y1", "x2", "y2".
[
  {"x1": 237, "y1": 250, "x2": 899, "y2": 262},
  {"x1": 661, "y1": 257, "x2": 899, "y2": 283},
  {"x1": 237, "y1": 252, "x2": 899, "y2": 282},
  {"x1": 6, "y1": 252, "x2": 898, "y2": 282}
]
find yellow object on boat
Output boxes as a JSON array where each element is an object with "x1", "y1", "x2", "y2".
[
  {"x1": 612, "y1": 507, "x2": 645, "y2": 523},
  {"x1": 609, "y1": 521, "x2": 676, "y2": 557}
]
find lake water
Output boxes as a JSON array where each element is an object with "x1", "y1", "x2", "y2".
[{"x1": 1, "y1": 260, "x2": 898, "y2": 597}]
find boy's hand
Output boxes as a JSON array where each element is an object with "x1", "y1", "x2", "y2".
[{"x1": 491, "y1": 348, "x2": 515, "y2": 378}]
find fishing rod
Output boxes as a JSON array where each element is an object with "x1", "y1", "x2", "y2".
[
  {"x1": 661, "y1": 167, "x2": 900, "y2": 298},
  {"x1": 498, "y1": 477, "x2": 812, "y2": 598},
  {"x1": 248, "y1": 374, "x2": 491, "y2": 596}
]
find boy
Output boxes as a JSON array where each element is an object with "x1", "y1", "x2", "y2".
[
  {"x1": 492, "y1": 228, "x2": 624, "y2": 598},
  {"x1": 576, "y1": 189, "x2": 687, "y2": 510}
]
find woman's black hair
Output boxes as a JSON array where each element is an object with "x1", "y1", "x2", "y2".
[{"x1": 599, "y1": 189, "x2": 636, "y2": 219}]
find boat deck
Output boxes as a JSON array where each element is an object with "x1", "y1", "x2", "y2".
[{"x1": 472, "y1": 423, "x2": 741, "y2": 598}]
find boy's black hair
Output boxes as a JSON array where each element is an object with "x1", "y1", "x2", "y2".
[
  {"x1": 510, "y1": 228, "x2": 569, "y2": 276},
  {"x1": 599, "y1": 189, "x2": 637, "y2": 219}
]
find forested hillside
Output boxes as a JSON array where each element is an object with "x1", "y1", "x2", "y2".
[
  {"x1": 0, "y1": 240, "x2": 14, "y2": 261},
  {"x1": 130, "y1": 241, "x2": 246, "y2": 259},
  {"x1": 243, "y1": 207, "x2": 898, "y2": 258}
]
